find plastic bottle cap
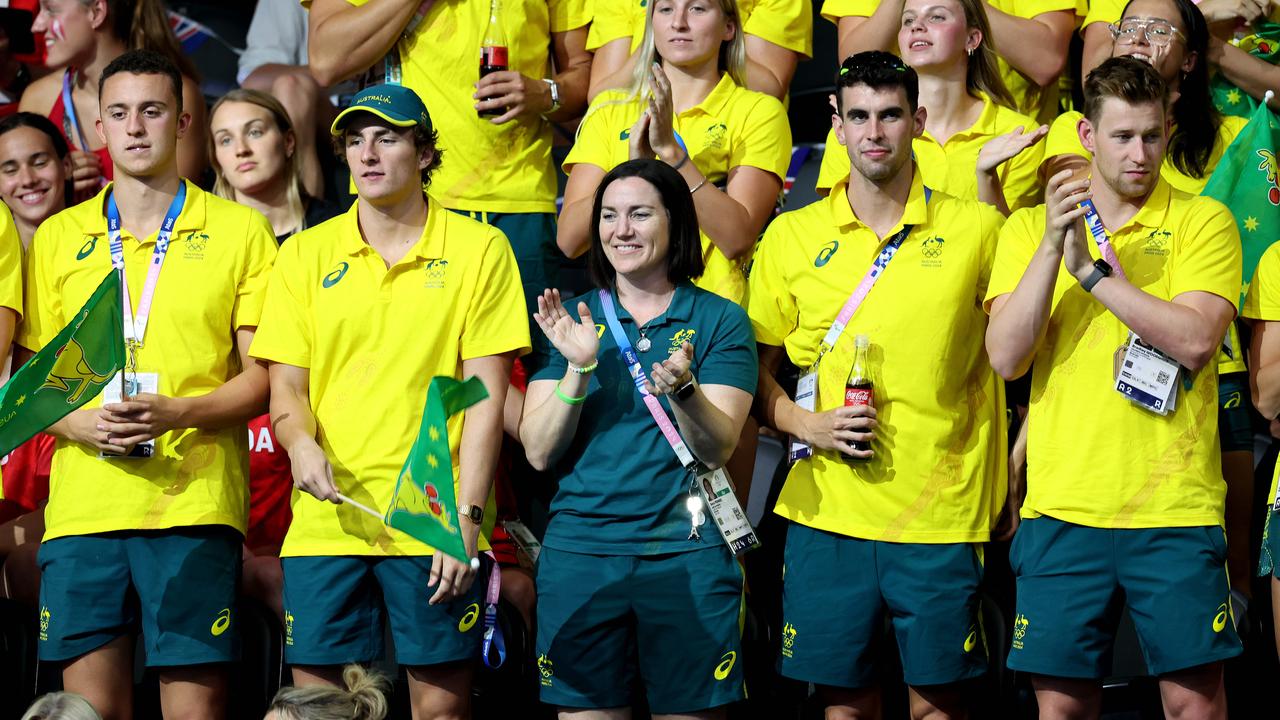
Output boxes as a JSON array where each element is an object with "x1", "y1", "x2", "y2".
[{"x1": 854, "y1": 334, "x2": 870, "y2": 348}]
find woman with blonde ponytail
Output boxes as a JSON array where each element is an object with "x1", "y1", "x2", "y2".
[
  {"x1": 264, "y1": 666, "x2": 389, "y2": 720},
  {"x1": 19, "y1": 0, "x2": 207, "y2": 198}
]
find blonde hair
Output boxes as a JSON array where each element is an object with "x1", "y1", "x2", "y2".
[
  {"x1": 627, "y1": 0, "x2": 747, "y2": 101},
  {"x1": 208, "y1": 88, "x2": 306, "y2": 235},
  {"x1": 266, "y1": 665, "x2": 389, "y2": 720},
  {"x1": 21, "y1": 692, "x2": 102, "y2": 720},
  {"x1": 949, "y1": 0, "x2": 1016, "y2": 108}
]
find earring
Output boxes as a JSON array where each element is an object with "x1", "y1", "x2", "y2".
[{"x1": 967, "y1": 48, "x2": 974, "y2": 57}]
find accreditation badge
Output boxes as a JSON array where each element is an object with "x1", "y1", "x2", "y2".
[
  {"x1": 100, "y1": 371, "x2": 160, "y2": 458},
  {"x1": 1113, "y1": 333, "x2": 1180, "y2": 416},
  {"x1": 696, "y1": 467, "x2": 759, "y2": 556},
  {"x1": 788, "y1": 368, "x2": 818, "y2": 462}
]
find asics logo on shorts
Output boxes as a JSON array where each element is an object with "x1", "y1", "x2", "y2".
[
  {"x1": 1212, "y1": 602, "x2": 1230, "y2": 633},
  {"x1": 210, "y1": 608, "x2": 231, "y2": 637},
  {"x1": 458, "y1": 602, "x2": 480, "y2": 632},
  {"x1": 713, "y1": 651, "x2": 736, "y2": 680},
  {"x1": 963, "y1": 626, "x2": 979, "y2": 653},
  {"x1": 1223, "y1": 391, "x2": 1242, "y2": 409}
]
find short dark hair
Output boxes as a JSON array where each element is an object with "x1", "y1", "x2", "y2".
[
  {"x1": 835, "y1": 51, "x2": 920, "y2": 115},
  {"x1": 99, "y1": 49, "x2": 183, "y2": 113},
  {"x1": 0, "y1": 112, "x2": 73, "y2": 206},
  {"x1": 331, "y1": 121, "x2": 444, "y2": 189},
  {"x1": 587, "y1": 159, "x2": 704, "y2": 290},
  {"x1": 1083, "y1": 56, "x2": 1167, "y2": 125}
]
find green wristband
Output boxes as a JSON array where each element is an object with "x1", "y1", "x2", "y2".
[{"x1": 555, "y1": 382, "x2": 587, "y2": 405}]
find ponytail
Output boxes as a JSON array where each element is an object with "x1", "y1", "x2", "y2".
[{"x1": 99, "y1": 0, "x2": 200, "y2": 81}]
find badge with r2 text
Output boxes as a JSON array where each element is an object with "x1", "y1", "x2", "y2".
[
  {"x1": 1114, "y1": 334, "x2": 1180, "y2": 416},
  {"x1": 100, "y1": 371, "x2": 160, "y2": 458}
]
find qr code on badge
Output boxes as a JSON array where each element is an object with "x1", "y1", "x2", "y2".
[{"x1": 1157, "y1": 370, "x2": 1170, "y2": 385}]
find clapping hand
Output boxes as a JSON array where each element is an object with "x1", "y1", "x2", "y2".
[{"x1": 533, "y1": 289, "x2": 600, "y2": 368}]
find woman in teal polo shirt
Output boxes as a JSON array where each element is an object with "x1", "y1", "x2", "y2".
[{"x1": 522, "y1": 158, "x2": 757, "y2": 716}]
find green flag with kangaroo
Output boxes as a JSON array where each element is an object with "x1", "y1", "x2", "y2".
[{"x1": 0, "y1": 271, "x2": 124, "y2": 460}]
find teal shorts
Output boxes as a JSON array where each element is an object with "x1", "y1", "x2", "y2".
[
  {"x1": 778, "y1": 522, "x2": 987, "y2": 689},
  {"x1": 535, "y1": 546, "x2": 745, "y2": 713},
  {"x1": 1217, "y1": 372, "x2": 1252, "y2": 453},
  {"x1": 37, "y1": 526, "x2": 241, "y2": 665},
  {"x1": 1007, "y1": 516, "x2": 1242, "y2": 678},
  {"x1": 449, "y1": 210, "x2": 558, "y2": 317},
  {"x1": 1261, "y1": 507, "x2": 1280, "y2": 578},
  {"x1": 280, "y1": 555, "x2": 483, "y2": 667}
]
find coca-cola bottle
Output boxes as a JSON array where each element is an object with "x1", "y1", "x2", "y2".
[
  {"x1": 844, "y1": 334, "x2": 873, "y2": 454},
  {"x1": 478, "y1": 0, "x2": 508, "y2": 117}
]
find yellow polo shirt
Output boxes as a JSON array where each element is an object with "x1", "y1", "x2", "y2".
[
  {"x1": 250, "y1": 197, "x2": 531, "y2": 557},
  {"x1": 321, "y1": 0, "x2": 588, "y2": 214},
  {"x1": 1243, "y1": 242, "x2": 1280, "y2": 507},
  {"x1": 566, "y1": 73, "x2": 791, "y2": 304},
  {"x1": 18, "y1": 181, "x2": 277, "y2": 541},
  {"x1": 586, "y1": 0, "x2": 813, "y2": 57},
  {"x1": 816, "y1": 94, "x2": 1045, "y2": 212},
  {"x1": 749, "y1": 170, "x2": 1008, "y2": 542},
  {"x1": 821, "y1": 0, "x2": 1076, "y2": 121},
  {"x1": 984, "y1": 179, "x2": 1241, "y2": 529},
  {"x1": 0, "y1": 204, "x2": 21, "y2": 317},
  {"x1": 1043, "y1": 111, "x2": 1249, "y2": 196}
]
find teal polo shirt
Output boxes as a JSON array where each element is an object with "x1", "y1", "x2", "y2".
[{"x1": 531, "y1": 283, "x2": 758, "y2": 555}]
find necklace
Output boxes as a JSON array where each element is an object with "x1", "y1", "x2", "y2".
[{"x1": 636, "y1": 320, "x2": 654, "y2": 352}]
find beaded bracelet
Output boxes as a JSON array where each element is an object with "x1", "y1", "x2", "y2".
[{"x1": 567, "y1": 360, "x2": 598, "y2": 374}]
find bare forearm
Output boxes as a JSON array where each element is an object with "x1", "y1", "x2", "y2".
[
  {"x1": 556, "y1": 193, "x2": 594, "y2": 258},
  {"x1": 308, "y1": 0, "x2": 422, "y2": 86},
  {"x1": 1081, "y1": 23, "x2": 1114, "y2": 81},
  {"x1": 986, "y1": 245, "x2": 1061, "y2": 379},
  {"x1": 670, "y1": 386, "x2": 740, "y2": 468},
  {"x1": 755, "y1": 362, "x2": 812, "y2": 440},
  {"x1": 1088, "y1": 277, "x2": 1225, "y2": 370},
  {"x1": 178, "y1": 364, "x2": 270, "y2": 430},
  {"x1": 520, "y1": 373, "x2": 589, "y2": 470},
  {"x1": 837, "y1": 5, "x2": 905, "y2": 61},
  {"x1": 588, "y1": 39, "x2": 634, "y2": 101},
  {"x1": 977, "y1": 170, "x2": 1012, "y2": 216},
  {"x1": 983, "y1": 8, "x2": 1071, "y2": 87},
  {"x1": 1213, "y1": 42, "x2": 1280, "y2": 111},
  {"x1": 457, "y1": 389, "x2": 507, "y2": 541},
  {"x1": 1254, "y1": 362, "x2": 1280, "y2": 419},
  {"x1": 270, "y1": 385, "x2": 318, "y2": 455}
]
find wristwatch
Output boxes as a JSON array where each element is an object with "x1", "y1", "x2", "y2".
[
  {"x1": 674, "y1": 376, "x2": 697, "y2": 401},
  {"x1": 543, "y1": 78, "x2": 562, "y2": 114},
  {"x1": 459, "y1": 503, "x2": 485, "y2": 525},
  {"x1": 1081, "y1": 259, "x2": 1113, "y2": 293}
]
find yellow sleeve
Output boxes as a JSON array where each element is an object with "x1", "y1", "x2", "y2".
[
  {"x1": 1243, "y1": 242, "x2": 1280, "y2": 321},
  {"x1": 585, "y1": 0, "x2": 636, "y2": 51},
  {"x1": 984, "y1": 206, "x2": 1042, "y2": 312},
  {"x1": 1044, "y1": 111, "x2": 1088, "y2": 162},
  {"x1": 461, "y1": 229, "x2": 532, "y2": 360},
  {"x1": 249, "y1": 239, "x2": 313, "y2": 369},
  {"x1": 16, "y1": 221, "x2": 62, "y2": 352},
  {"x1": 746, "y1": 217, "x2": 798, "y2": 346},
  {"x1": 1003, "y1": 134, "x2": 1047, "y2": 213},
  {"x1": 232, "y1": 212, "x2": 279, "y2": 330},
  {"x1": 743, "y1": 0, "x2": 814, "y2": 56},
  {"x1": 550, "y1": 0, "x2": 589, "y2": 33},
  {"x1": 1013, "y1": 0, "x2": 1079, "y2": 16},
  {"x1": 0, "y1": 206, "x2": 22, "y2": 317},
  {"x1": 1082, "y1": 0, "x2": 1124, "y2": 28},
  {"x1": 1170, "y1": 197, "x2": 1243, "y2": 310},
  {"x1": 816, "y1": 127, "x2": 850, "y2": 192},
  {"x1": 820, "y1": 0, "x2": 877, "y2": 23},
  {"x1": 730, "y1": 94, "x2": 792, "y2": 180},
  {"x1": 564, "y1": 94, "x2": 628, "y2": 172}
]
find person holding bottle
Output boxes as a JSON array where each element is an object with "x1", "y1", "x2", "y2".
[{"x1": 749, "y1": 52, "x2": 1007, "y2": 718}]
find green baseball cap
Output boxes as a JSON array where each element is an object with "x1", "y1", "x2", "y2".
[{"x1": 330, "y1": 84, "x2": 433, "y2": 137}]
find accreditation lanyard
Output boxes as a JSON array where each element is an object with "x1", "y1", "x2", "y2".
[
  {"x1": 106, "y1": 182, "x2": 187, "y2": 371},
  {"x1": 60, "y1": 70, "x2": 92, "y2": 152},
  {"x1": 480, "y1": 551, "x2": 506, "y2": 669},
  {"x1": 789, "y1": 188, "x2": 929, "y2": 462},
  {"x1": 598, "y1": 289, "x2": 698, "y2": 471},
  {"x1": 1080, "y1": 199, "x2": 1128, "y2": 280}
]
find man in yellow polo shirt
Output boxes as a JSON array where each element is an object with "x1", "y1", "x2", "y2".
[
  {"x1": 251, "y1": 84, "x2": 529, "y2": 717},
  {"x1": 985, "y1": 58, "x2": 1241, "y2": 717},
  {"x1": 20, "y1": 51, "x2": 277, "y2": 720},
  {"x1": 306, "y1": 0, "x2": 590, "y2": 316},
  {"x1": 749, "y1": 52, "x2": 1006, "y2": 717}
]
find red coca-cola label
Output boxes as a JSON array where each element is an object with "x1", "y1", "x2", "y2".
[
  {"x1": 480, "y1": 46, "x2": 508, "y2": 67},
  {"x1": 844, "y1": 387, "x2": 872, "y2": 407}
]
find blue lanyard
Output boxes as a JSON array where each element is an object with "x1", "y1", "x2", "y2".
[
  {"x1": 60, "y1": 70, "x2": 91, "y2": 152},
  {"x1": 106, "y1": 182, "x2": 187, "y2": 361},
  {"x1": 598, "y1": 289, "x2": 698, "y2": 469}
]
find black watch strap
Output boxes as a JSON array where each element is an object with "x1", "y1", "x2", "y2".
[
  {"x1": 1082, "y1": 259, "x2": 1113, "y2": 293},
  {"x1": 674, "y1": 377, "x2": 697, "y2": 401}
]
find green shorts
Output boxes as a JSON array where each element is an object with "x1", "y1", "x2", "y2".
[
  {"x1": 1217, "y1": 372, "x2": 1252, "y2": 453},
  {"x1": 449, "y1": 210, "x2": 558, "y2": 317},
  {"x1": 280, "y1": 555, "x2": 483, "y2": 667},
  {"x1": 1007, "y1": 516, "x2": 1242, "y2": 678},
  {"x1": 778, "y1": 522, "x2": 986, "y2": 689},
  {"x1": 535, "y1": 546, "x2": 745, "y2": 714},
  {"x1": 37, "y1": 526, "x2": 241, "y2": 665},
  {"x1": 1261, "y1": 507, "x2": 1280, "y2": 578}
]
